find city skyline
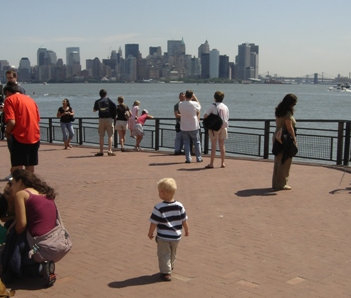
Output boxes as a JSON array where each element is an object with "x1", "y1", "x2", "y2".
[{"x1": 1, "y1": 0, "x2": 350, "y2": 78}]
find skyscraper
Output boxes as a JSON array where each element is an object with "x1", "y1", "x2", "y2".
[
  {"x1": 125, "y1": 44, "x2": 139, "y2": 59},
  {"x1": 219, "y1": 55, "x2": 230, "y2": 79},
  {"x1": 66, "y1": 47, "x2": 81, "y2": 77},
  {"x1": 199, "y1": 41, "x2": 210, "y2": 79},
  {"x1": 66, "y1": 47, "x2": 80, "y2": 66},
  {"x1": 198, "y1": 40, "x2": 210, "y2": 58},
  {"x1": 18, "y1": 57, "x2": 31, "y2": 82},
  {"x1": 167, "y1": 39, "x2": 185, "y2": 57},
  {"x1": 209, "y1": 49, "x2": 219, "y2": 78},
  {"x1": 235, "y1": 43, "x2": 259, "y2": 81}
]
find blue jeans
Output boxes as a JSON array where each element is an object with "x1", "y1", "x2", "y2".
[
  {"x1": 60, "y1": 122, "x2": 74, "y2": 141},
  {"x1": 181, "y1": 130, "x2": 202, "y2": 162},
  {"x1": 174, "y1": 131, "x2": 183, "y2": 153}
]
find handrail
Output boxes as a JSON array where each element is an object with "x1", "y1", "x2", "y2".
[{"x1": 39, "y1": 117, "x2": 351, "y2": 166}]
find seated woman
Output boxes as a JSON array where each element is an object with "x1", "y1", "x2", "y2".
[{"x1": 1, "y1": 169, "x2": 57, "y2": 287}]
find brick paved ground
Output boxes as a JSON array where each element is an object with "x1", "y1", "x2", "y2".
[{"x1": 0, "y1": 141, "x2": 351, "y2": 298}]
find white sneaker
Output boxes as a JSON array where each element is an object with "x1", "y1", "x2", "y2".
[{"x1": 1, "y1": 174, "x2": 12, "y2": 181}]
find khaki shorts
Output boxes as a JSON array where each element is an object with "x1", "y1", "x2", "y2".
[
  {"x1": 209, "y1": 127, "x2": 228, "y2": 142},
  {"x1": 98, "y1": 118, "x2": 114, "y2": 137},
  {"x1": 115, "y1": 120, "x2": 128, "y2": 131}
]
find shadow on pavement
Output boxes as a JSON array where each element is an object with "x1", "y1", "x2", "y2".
[
  {"x1": 329, "y1": 187, "x2": 351, "y2": 195},
  {"x1": 149, "y1": 162, "x2": 185, "y2": 166},
  {"x1": 108, "y1": 273, "x2": 161, "y2": 288},
  {"x1": 235, "y1": 188, "x2": 278, "y2": 197}
]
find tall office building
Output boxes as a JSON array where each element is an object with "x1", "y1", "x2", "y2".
[
  {"x1": 66, "y1": 47, "x2": 80, "y2": 66},
  {"x1": 209, "y1": 49, "x2": 220, "y2": 78},
  {"x1": 167, "y1": 39, "x2": 186, "y2": 79},
  {"x1": 18, "y1": 57, "x2": 31, "y2": 82},
  {"x1": 167, "y1": 39, "x2": 185, "y2": 57},
  {"x1": 37, "y1": 48, "x2": 57, "y2": 66},
  {"x1": 125, "y1": 44, "x2": 139, "y2": 59},
  {"x1": 201, "y1": 53, "x2": 210, "y2": 79},
  {"x1": 235, "y1": 43, "x2": 259, "y2": 81},
  {"x1": 198, "y1": 41, "x2": 210, "y2": 79},
  {"x1": 66, "y1": 47, "x2": 81, "y2": 77},
  {"x1": 219, "y1": 55, "x2": 230, "y2": 79},
  {"x1": 149, "y1": 46, "x2": 162, "y2": 57},
  {"x1": 198, "y1": 40, "x2": 210, "y2": 58}
]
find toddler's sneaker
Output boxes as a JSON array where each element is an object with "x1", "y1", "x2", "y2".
[{"x1": 160, "y1": 273, "x2": 171, "y2": 281}]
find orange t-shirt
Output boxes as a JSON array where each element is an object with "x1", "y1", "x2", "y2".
[{"x1": 4, "y1": 93, "x2": 40, "y2": 144}]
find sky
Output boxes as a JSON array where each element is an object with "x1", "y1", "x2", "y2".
[{"x1": 1, "y1": 0, "x2": 351, "y2": 78}]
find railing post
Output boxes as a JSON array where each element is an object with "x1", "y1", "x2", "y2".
[
  {"x1": 263, "y1": 120, "x2": 270, "y2": 159},
  {"x1": 343, "y1": 121, "x2": 350, "y2": 166},
  {"x1": 336, "y1": 121, "x2": 344, "y2": 165},
  {"x1": 114, "y1": 130, "x2": 118, "y2": 149},
  {"x1": 48, "y1": 118, "x2": 53, "y2": 143},
  {"x1": 155, "y1": 119, "x2": 160, "y2": 151},
  {"x1": 204, "y1": 129, "x2": 209, "y2": 154},
  {"x1": 78, "y1": 118, "x2": 83, "y2": 145}
]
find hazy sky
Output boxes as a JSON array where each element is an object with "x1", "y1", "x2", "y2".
[{"x1": 2, "y1": 0, "x2": 350, "y2": 78}]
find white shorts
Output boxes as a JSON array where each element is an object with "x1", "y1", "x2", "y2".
[
  {"x1": 115, "y1": 120, "x2": 128, "y2": 131},
  {"x1": 132, "y1": 123, "x2": 144, "y2": 137}
]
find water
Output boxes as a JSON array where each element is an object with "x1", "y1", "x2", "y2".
[{"x1": 21, "y1": 83, "x2": 351, "y2": 120}]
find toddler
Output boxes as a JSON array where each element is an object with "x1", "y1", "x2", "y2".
[{"x1": 148, "y1": 178, "x2": 189, "y2": 281}]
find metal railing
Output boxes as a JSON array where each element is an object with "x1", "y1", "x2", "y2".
[{"x1": 39, "y1": 117, "x2": 351, "y2": 166}]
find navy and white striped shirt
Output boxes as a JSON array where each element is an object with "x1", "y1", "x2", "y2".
[{"x1": 150, "y1": 201, "x2": 187, "y2": 241}]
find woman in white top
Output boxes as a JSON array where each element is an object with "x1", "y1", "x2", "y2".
[{"x1": 203, "y1": 91, "x2": 229, "y2": 168}]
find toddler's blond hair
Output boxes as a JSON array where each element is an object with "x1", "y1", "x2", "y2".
[{"x1": 157, "y1": 178, "x2": 177, "y2": 195}]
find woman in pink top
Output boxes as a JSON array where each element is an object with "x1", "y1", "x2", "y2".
[
  {"x1": 133, "y1": 109, "x2": 154, "y2": 151},
  {"x1": 4, "y1": 169, "x2": 57, "y2": 286}
]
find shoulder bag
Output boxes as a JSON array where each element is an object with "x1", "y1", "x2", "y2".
[
  {"x1": 203, "y1": 103, "x2": 223, "y2": 131},
  {"x1": 27, "y1": 207, "x2": 72, "y2": 263}
]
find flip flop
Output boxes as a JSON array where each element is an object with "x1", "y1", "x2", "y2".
[{"x1": 205, "y1": 164, "x2": 214, "y2": 169}]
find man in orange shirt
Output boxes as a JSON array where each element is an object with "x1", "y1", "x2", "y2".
[{"x1": 3, "y1": 82, "x2": 40, "y2": 173}]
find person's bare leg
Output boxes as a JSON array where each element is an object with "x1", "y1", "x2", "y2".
[
  {"x1": 219, "y1": 139, "x2": 226, "y2": 167},
  {"x1": 99, "y1": 136, "x2": 104, "y2": 153}
]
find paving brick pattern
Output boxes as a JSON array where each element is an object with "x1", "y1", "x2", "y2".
[{"x1": 0, "y1": 141, "x2": 351, "y2": 297}]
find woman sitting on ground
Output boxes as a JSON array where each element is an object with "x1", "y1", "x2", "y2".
[{"x1": 1, "y1": 169, "x2": 57, "y2": 287}]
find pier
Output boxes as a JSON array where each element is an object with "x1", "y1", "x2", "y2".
[{"x1": 0, "y1": 141, "x2": 350, "y2": 297}]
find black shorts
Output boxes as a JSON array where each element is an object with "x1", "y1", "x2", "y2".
[{"x1": 9, "y1": 136, "x2": 40, "y2": 167}]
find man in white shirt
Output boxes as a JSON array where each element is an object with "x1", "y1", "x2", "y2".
[{"x1": 178, "y1": 90, "x2": 202, "y2": 163}]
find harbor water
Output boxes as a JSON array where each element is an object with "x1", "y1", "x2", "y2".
[{"x1": 21, "y1": 83, "x2": 351, "y2": 121}]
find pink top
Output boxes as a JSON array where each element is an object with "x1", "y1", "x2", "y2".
[
  {"x1": 136, "y1": 113, "x2": 149, "y2": 125},
  {"x1": 25, "y1": 190, "x2": 57, "y2": 236}
]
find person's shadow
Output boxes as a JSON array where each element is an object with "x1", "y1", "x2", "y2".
[
  {"x1": 329, "y1": 187, "x2": 351, "y2": 195},
  {"x1": 235, "y1": 188, "x2": 277, "y2": 197},
  {"x1": 108, "y1": 273, "x2": 161, "y2": 288}
]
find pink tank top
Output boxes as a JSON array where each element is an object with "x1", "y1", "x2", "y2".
[{"x1": 25, "y1": 190, "x2": 57, "y2": 236}]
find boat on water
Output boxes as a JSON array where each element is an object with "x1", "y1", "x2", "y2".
[{"x1": 328, "y1": 83, "x2": 351, "y2": 93}]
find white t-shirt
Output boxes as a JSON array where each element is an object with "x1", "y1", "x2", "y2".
[
  {"x1": 205, "y1": 102, "x2": 229, "y2": 128},
  {"x1": 179, "y1": 100, "x2": 201, "y2": 131}
]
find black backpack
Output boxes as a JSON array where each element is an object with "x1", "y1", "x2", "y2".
[{"x1": 203, "y1": 104, "x2": 223, "y2": 131}]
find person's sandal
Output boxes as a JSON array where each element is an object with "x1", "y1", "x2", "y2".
[{"x1": 0, "y1": 279, "x2": 15, "y2": 297}]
